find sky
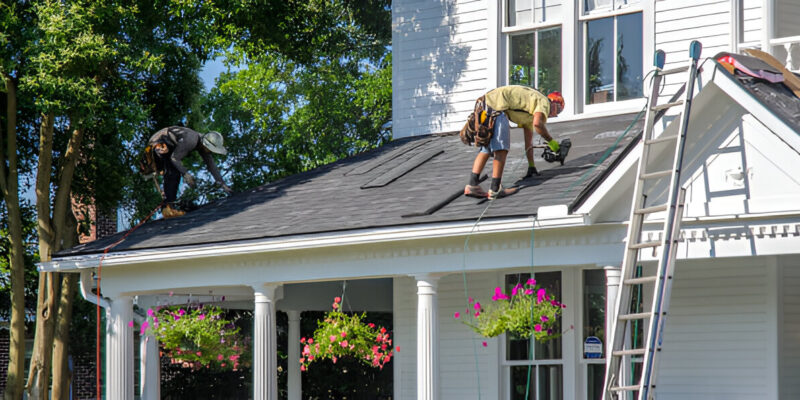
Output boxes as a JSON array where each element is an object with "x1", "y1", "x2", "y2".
[{"x1": 199, "y1": 57, "x2": 229, "y2": 91}]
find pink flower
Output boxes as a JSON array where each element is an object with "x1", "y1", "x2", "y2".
[
  {"x1": 541, "y1": 315, "x2": 549, "y2": 322},
  {"x1": 526, "y1": 278, "x2": 536, "y2": 286},
  {"x1": 196, "y1": 351, "x2": 202, "y2": 356},
  {"x1": 334, "y1": 297, "x2": 341, "y2": 303},
  {"x1": 330, "y1": 335, "x2": 337, "y2": 342},
  {"x1": 474, "y1": 311, "x2": 480, "y2": 317},
  {"x1": 368, "y1": 323, "x2": 375, "y2": 328},
  {"x1": 332, "y1": 356, "x2": 338, "y2": 364},
  {"x1": 512, "y1": 283, "x2": 523, "y2": 296},
  {"x1": 299, "y1": 357, "x2": 305, "y2": 363},
  {"x1": 147, "y1": 309, "x2": 155, "y2": 317},
  {"x1": 454, "y1": 311, "x2": 460, "y2": 319},
  {"x1": 140, "y1": 321, "x2": 149, "y2": 335},
  {"x1": 308, "y1": 338, "x2": 314, "y2": 344},
  {"x1": 482, "y1": 341, "x2": 488, "y2": 347},
  {"x1": 340, "y1": 331, "x2": 347, "y2": 338},
  {"x1": 127, "y1": 321, "x2": 134, "y2": 328},
  {"x1": 534, "y1": 324, "x2": 542, "y2": 332},
  {"x1": 537, "y1": 289, "x2": 546, "y2": 304},
  {"x1": 198, "y1": 314, "x2": 206, "y2": 320},
  {"x1": 524, "y1": 289, "x2": 533, "y2": 295},
  {"x1": 332, "y1": 302, "x2": 338, "y2": 309},
  {"x1": 380, "y1": 327, "x2": 386, "y2": 334},
  {"x1": 492, "y1": 286, "x2": 510, "y2": 301},
  {"x1": 300, "y1": 365, "x2": 306, "y2": 371},
  {"x1": 396, "y1": 346, "x2": 400, "y2": 352},
  {"x1": 473, "y1": 302, "x2": 481, "y2": 311},
  {"x1": 217, "y1": 354, "x2": 224, "y2": 361},
  {"x1": 340, "y1": 340, "x2": 349, "y2": 347},
  {"x1": 301, "y1": 337, "x2": 306, "y2": 343},
  {"x1": 178, "y1": 309, "x2": 186, "y2": 316}
]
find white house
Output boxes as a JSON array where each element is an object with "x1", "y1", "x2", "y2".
[{"x1": 41, "y1": 1, "x2": 800, "y2": 399}]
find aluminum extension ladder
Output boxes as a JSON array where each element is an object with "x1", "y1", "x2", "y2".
[{"x1": 602, "y1": 40, "x2": 703, "y2": 400}]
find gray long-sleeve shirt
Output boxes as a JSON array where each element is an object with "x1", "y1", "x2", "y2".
[{"x1": 148, "y1": 126, "x2": 226, "y2": 185}]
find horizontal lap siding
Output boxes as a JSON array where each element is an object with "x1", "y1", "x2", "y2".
[
  {"x1": 393, "y1": 0, "x2": 490, "y2": 137},
  {"x1": 741, "y1": 0, "x2": 761, "y2": 44},
  {"x1": 655, "y1": 0, "x2": 731, "y2": 97},
  {"x1": 393, "y1": 273, "x2": 500, "y2": 400},
  {"x1": 781, "y1": 260, "x2": 800, "y2": 399},
  {"x1": 657, "y1": 259, "x2": 769, "y2": 399}
]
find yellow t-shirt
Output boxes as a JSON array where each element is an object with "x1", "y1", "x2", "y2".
[{"x1": 484, "y1": 85, "x2": 550, "y2": 130}]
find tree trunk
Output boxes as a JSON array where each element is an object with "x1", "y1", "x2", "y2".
[
  {"x1": 1, "y1": 75, "x2": 27, "y2": 400},
  {"x1": 27, "y1": 113, "x2": 59, "y2": 399},
  {"x1": 52, "y1": 199, "x2": 80, "y2": 400}
]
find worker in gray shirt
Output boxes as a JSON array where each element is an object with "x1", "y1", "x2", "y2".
[{"x1": 148, "y1": 126, "x2": 232, "y2": 218}]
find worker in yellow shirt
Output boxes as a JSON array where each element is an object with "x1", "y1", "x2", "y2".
[{"x1": 462, "y1": 85, "x2": 567, "y2": 199}]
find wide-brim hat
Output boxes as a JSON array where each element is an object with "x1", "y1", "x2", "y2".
[{"x1": 202, "y1": 131, "x2": 227, "y2": 155}]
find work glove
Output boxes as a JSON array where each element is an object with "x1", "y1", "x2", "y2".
[
  {"x1": 183, "y1": 173, "x2": 196, "y2": 188},
  {"x1": 524, "y1": 166, "x2": 540, "y2": 178}
]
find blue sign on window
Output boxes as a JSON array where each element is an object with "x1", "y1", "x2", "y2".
[{"x1": 584, "y1": 336, "x2": 603, "y2": 359}]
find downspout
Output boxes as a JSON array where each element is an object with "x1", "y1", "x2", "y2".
[{"x1": 79, "y1": 270, "x2": 109, "y2": 309}]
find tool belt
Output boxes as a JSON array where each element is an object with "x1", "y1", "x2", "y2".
[{"x1": 460, "y1": 95, "x2": 502, "y2": 147}]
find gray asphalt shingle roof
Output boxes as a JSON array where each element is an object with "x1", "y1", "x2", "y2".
[{"x1": 56, "y1": 112, "x2": 644, "y2": 257}]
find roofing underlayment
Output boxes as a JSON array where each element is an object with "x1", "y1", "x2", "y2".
[
  {"x1": 58, "y1": 112, "x2": 643, "y2": 256},
  {"x1": 55, "y1": 59, "x2": 800, "y2": 258}
]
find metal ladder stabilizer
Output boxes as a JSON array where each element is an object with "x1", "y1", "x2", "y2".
[{"x1": 602, "y1": 40, "x2": 702, "y2": 400}]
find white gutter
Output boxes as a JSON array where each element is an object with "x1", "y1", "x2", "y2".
[
  {"x1": 39, "y1": 211, "x2": 587, "y2": 272},
  {"x1": 80, "y1": 270, "x2": 109, "y2": 309}
]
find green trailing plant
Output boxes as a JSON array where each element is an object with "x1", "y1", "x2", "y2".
[
  {"x1": 457, "y1": 278, "x2": 565, "y2": 342},
  {"x1": 300, "y1": 297, "x2": 394, "y2": 371},
  {"x1": 135, "y1": 304, "x2": 250, "y2": 370}
]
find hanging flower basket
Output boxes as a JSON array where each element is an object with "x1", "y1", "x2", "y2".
[
  {"x1": 456, "y1": 278, "x2": 565, "y2": 342},
  {"x1": 135, "y1": 304, "x2": 250, "y2": 370},
  {"x1": 300, "y1": 297, "x2": 395, "y2": 371}
]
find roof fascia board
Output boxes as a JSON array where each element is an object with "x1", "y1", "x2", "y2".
[
  {"x1": 40, "y1": 211, "x2": 586, "y2": 272},
  {"x1": 574, "y1": 141, "x2": 641, "y2": 217}
]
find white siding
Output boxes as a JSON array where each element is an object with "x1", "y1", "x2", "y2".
[
  {"x1": 780, "y1": 257, "x2": 800, "y2": 399},
  {"x1": 655, "y1": 0, "x2": 732, "y2": 96},
  {"x1": 657, "y1": 258, "x2": 770, "y2": 399},
  {"x1": 393, "y1": 272, "x2": 501, "y2": 400},
  {"x1": 393, "y1": 0, "x2": 491, "y2": 137},
  {"x1": 775, "y1": 0, "x2": 800, "y2": 38}
]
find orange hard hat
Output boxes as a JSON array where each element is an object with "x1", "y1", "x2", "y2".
[{"x1": 547, "y1": 91, "x2": 565, "y2": 110}]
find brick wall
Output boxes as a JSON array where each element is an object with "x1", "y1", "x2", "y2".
[{"x1": 0, "y1": 330, "x2": 8, "y2": 394}]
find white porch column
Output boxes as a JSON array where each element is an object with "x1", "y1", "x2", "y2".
[
  {"x1": 287, "y1": 310, "x2": 302, "y2": 400},
  {"x1": 106, "y1": 296, "x2": 134, "y2": 400},
  {"x1": 140, "y1": 333, "x2": 160, "y2": 399},
  {"x1": 414, "y1": 274, "x2": 440, "y2": 400},
  {"x1": 253, "y1": 284, "x2": 280, "y2": 400},
  {"x1": 604, "y1": 266, "x2": 622, "y2": 359}
]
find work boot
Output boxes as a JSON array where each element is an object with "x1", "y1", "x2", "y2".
[
  {"x1": 162, "y1": 204, "x2": 185, "y2": 218},
  {"x1": 464, "y1": 184, "x2": 488, "y2": 198},
  {"x1": 488, "y1": 185, "x2": 518, "y2": 200}
]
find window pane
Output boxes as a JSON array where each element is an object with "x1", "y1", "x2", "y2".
[
  {"x1": 538, "y1": 365, "x2": 563, "y2": 400},
  {"x1": 510, "y1": 33, "x2": 536, "y2": 87},
  {"x1": 504, "y1": 272, "x2": 562, "y2": 361},
  {"x1": 508, "y1": 0, "x2": 532, "y2": 27},
  {"x1": 583, "y1": 269, "x2": 605, "y2": 357},
  {"x1": 538, "y1": 28, "x2": 562, "y2": 94},
  {"x1": 586, "y1": 17, "x2": 614, "y2": 104},
  {"x1": 535, "y1": 0, "x2": 562, "y2": 23},
  {"x1": 616, "y1": 13, "x2": 643, "y2": 100},
  {"x1": 510, "y1": 366, "x2": 536, "y2": 400},
  {"x1": 584, "y1": 0, "x2": 612, "y2": 13},
  {"x1": 587, "y1": 364, "x2": 605, "y2": 400},
  {"x1": 535, "y1": 271, "x2": 562, "y2": 360}
]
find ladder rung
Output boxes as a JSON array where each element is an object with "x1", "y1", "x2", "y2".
[
  {"x1": 658, "y1": 65, "x2": 690, "y2": 75},
  {"x1": 618, "y1": 312, "x2": 652, "y2": 321},
  {"x1": 644, "y1": 134, "x2": 678, "y2": 145},
  {"x1": 628, "y1": 241, "x2": 661, "y2": 250},
  {"x1": 609, "y1": 384, "x2": 641, "y2": 392},
  {"x1": 613, "y1": 348, "x2": 647, "y2": 357},
  {"x1": 650, "y1": 100, "x2": 684, "y2": 111},
  {"x1": 634, "y1": 204, "x2": 668, "y2": 215},
  {"x1": 640, "y1": 170, "x2": 673, "y2": 180},
  {"x1": 625, "y1": 275, "x2": 658, "y2": 285}
]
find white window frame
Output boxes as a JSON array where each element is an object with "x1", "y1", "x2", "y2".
[
  {"x1": 504, "y1": 0, "x2": 564, "y2": 30},
  {"x1": 577, "y1": 266, "x2": 607, "y2": 400},
  {"x1": 582, "y1": 0, "x2": 641, "y2": 17},
  {"x1": 499, "y1": 267, "x2": 578, "y2": 400},
  {"x1": 580, "y1": 6, "x2": 647, "y2": 114}
]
